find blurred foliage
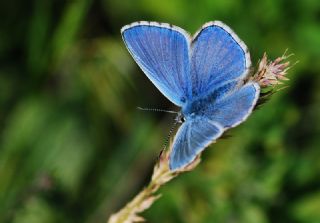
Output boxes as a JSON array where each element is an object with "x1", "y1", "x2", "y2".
[{"x1": 0, "y1": 0, "x2": 319, "y2": 222}]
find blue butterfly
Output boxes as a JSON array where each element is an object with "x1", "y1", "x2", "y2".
[{"x1": 121, "y1": 21, "x2": 260, "y2": 170}]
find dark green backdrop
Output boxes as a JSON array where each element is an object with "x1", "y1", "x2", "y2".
[{"x1": 0, "y1": 0, "x2": 319, "y2": 222}]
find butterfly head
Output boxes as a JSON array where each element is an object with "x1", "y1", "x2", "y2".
[{"x1": 175, "y1": 112, "x2": 186, "y2": 124}]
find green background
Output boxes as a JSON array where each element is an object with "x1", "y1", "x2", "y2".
[{"x1": 0, "y1": 0, "x2": 319, "y2": 222}]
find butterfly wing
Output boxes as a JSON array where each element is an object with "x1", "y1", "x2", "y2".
[
  {"x1": 169, "y1": 117, "x2": 223, "y2": 170},
  {"x1": 190, "y1": 21, "x2": 250, "y2": 98},
  {"x1": 206, "y1": 82, "x2": 260, "y2": 128},
  {"x1": 121, "y1": 22, "x2": 192, "y2": 106}
]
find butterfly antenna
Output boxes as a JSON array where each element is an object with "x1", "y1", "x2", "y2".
[
  {"x1": 162, "y1": 117, "x2": 179, "y2": 152},
  {"x1": 137, "y1": 107, "x2": 178, "y2": 114}
]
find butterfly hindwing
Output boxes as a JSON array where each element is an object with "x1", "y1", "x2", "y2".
[
  {"x1": 206, "y1": 82, "x2": 260, "y2": 128},
  {"x1": 190, "y1": 21, "x2": 250, "y2": 98},
  {"x1": 169, "y1": 117, "x2": 223, "y2": 170},
  {"x1": 121, "y1": 22, "x2": 192, "y2": 106}
]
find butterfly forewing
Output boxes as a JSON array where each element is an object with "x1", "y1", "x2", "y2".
[
  {"x1": 121, "y1": 22, "x2": 192, "y2": 106},
  {"x1": 190, "y1": 22, "x2": 250, "y2": 98}
]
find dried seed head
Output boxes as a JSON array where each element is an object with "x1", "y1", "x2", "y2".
[{"x1": 252, "y1": 50, "x2": 295, "y2": 88}]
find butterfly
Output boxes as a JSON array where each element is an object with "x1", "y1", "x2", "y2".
[{"x1": 121, "y1": 21, "x2": 260, "y2": 171}]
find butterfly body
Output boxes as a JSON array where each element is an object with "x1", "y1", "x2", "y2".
[
  {"x1": 121, "y1": 21, "x2": 260, "y2": 170},
  {"x1": 182, "y1": 80, "x2": 239, "y2": 118}
]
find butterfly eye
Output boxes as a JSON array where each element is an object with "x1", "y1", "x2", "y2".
[
  {"x1": 178, "y1": 115, "x2": 185, "y2": 123},
  {"x1": 175, "y1": 113, "x2": 185, "y2": 123}
]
